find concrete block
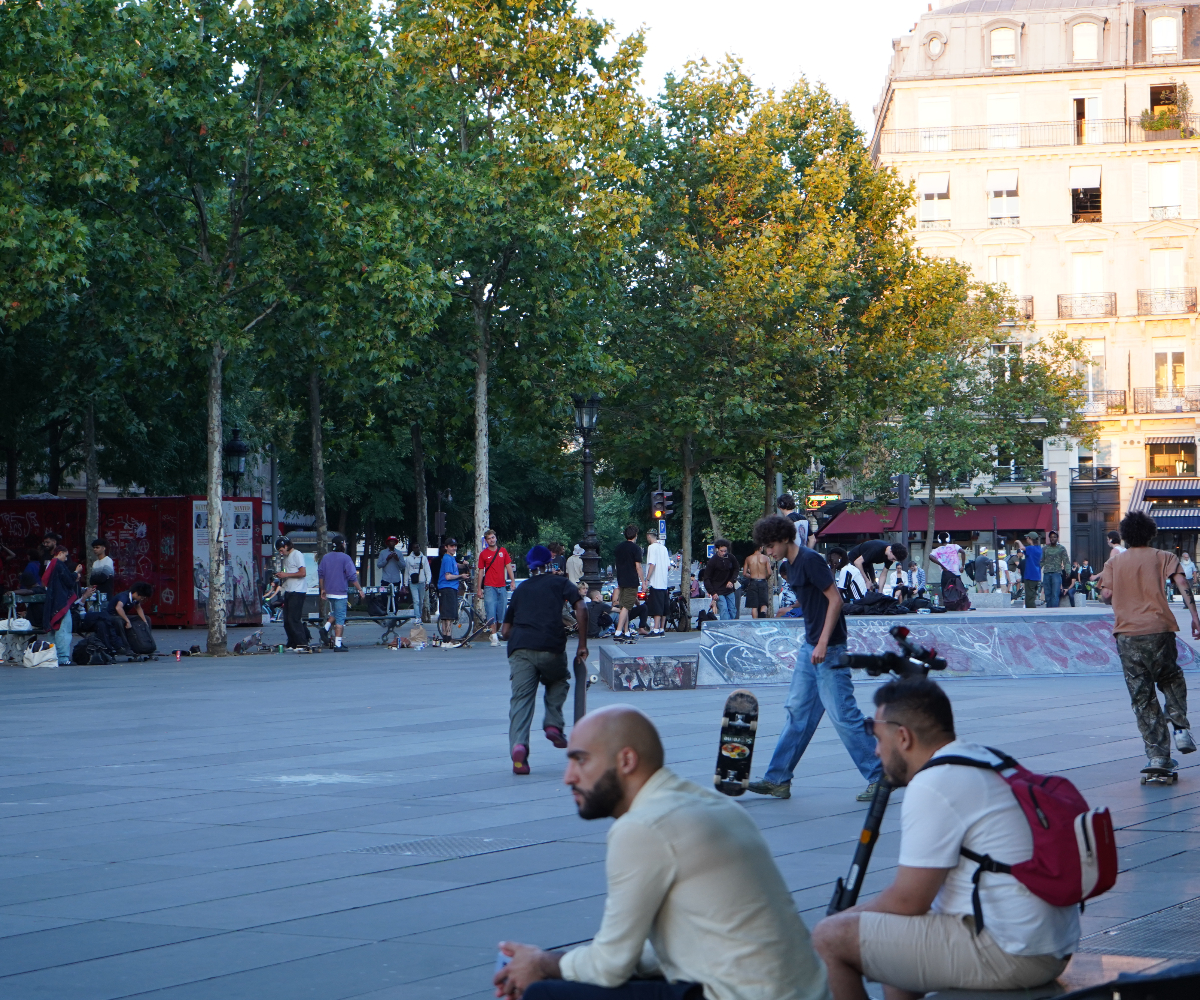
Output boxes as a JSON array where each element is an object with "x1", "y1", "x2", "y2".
[{"x1": 597, "y1": 647, "x2": 698, "y2": 690}]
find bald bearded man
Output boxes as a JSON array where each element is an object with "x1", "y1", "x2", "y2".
[{"x1": 494, "y1": 706, "x2": 830, "y2": 1000}]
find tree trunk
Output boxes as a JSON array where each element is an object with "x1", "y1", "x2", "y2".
[
  {"x1": 925, "y1": 465, "x2": 937, "y2": 579},
  {"x1": 47, "y1": 422, "x2": 61, "y2": 496},
  {"x1": 364, "y1": 515, "x2": 375, "y2": 586},
  {"x1": 5, "y1": 446, "x2": 16, "y2": 499},
  {"x1": 309, "y1": 369, "x2": 329, "y2": 561},
  {"x1": 698, "y1": 473, "x2": 724, "y2": 541},
  {"x1": 206, "y1": 342, "x2": 228, "y2": 655},
  {"x1": 472, "y1": 302, "x2": 490, "y2": 564},
  {"x1": 412, "y1": 422, "x2": 428, "y2": 556},
  {"x1": 763, "y1": 448, "x2": 775, "y2": 517},
  {"x1": 679, "y1": 440, "x2": 694, "y2": 632},
  {"x1": 85, "y1": 403, "x2": 99, "y2": 573}
]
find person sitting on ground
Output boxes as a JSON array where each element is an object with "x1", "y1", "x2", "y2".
[
  {"x1": 501, "y1": 545, "x2": 587, "y2": 775},
  {"x1": 494, "y1": 705, "x2": 830, "y2": 1000},
  {"x1": 812, "y1": 678, "x2": 1080, "y2": 1000},
  {"x1": 845, "y1": 539, "x2": 907, "y2": 592},
  {"x1": 585, "y1": 589, "x2": 614, "y2": 639},
  {"x1": 1095, "y1": 511, "x2": 1198, "y2": 768}
]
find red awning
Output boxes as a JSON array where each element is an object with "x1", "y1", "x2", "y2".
[{"x1": 821, "y1": 504, "x2": 1053, "y2": 536}]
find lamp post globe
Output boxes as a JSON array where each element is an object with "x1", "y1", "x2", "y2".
[{"x1": 572, "y1": 394, "x2": 602, "y2": 590}]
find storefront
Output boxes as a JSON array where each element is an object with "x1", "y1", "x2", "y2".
[{"x1": 1129, "y1": 480, "x2": 1200, "y2": 560}]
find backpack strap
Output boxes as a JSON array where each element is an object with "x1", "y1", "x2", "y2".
[{"x1": 917, "y1": 748, "x2": 1021, "y2": 935}]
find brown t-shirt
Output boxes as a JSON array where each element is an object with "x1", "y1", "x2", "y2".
[{"x1": 1101, "y1": 548, "x2": 1181, "y2": 636}]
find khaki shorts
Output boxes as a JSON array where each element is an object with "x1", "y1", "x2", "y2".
[
  {"x1": 615, "y1": 587, "x2": 637, "y2": 611},
  {"x1": 859, "y1": 912, "x2": 1069, "y2": 994}
]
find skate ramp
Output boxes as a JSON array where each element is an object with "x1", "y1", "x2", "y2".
[{"x1": 697, "y1": 611, "x2": 1199, "y2": 687}]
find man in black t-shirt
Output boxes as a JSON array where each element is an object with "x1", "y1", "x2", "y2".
[
  {"x1": 846, "y1": 539, "x2": 907, "y2": 591},
  {"x1": 502, "y1": 545, "x2": 588, "y2": 775},
  {"x1": 611, "y1": 524, "x2": 646, "y2": 638},
  {"x1": 747, "y1": 517, "x2": 883, "y2": 802}
]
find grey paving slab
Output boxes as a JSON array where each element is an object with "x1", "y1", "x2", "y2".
[{"x1": 2, "y1": 637, "x2": 1198, "y2": 997}]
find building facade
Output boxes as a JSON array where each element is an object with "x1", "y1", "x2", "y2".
[{"x1": 871, "y1": 0, "x2": 1200, "y2": 565}]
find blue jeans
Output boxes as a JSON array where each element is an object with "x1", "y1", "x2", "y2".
[
  {"x1": 483, "y1": 586, "x2": 509, "y2": 627},
  {"x1": 1043, "y1": 572, "x2": 1062, "y2": 608},
  {"x1": 326, "y1": 597, "x2": 348, "y2": 627},
  {"x1": 53, "y1": 612, "x2": 72, "y2": 666},
  {"x1": 763, "y1": 642, "x2": 883, "y2": 785},
  {"x1": 713, "y1": 591, "x2": 736, "y2": 620},
  {"x1": 410, "y1": 582, "x2": 426, "y2": 618}
]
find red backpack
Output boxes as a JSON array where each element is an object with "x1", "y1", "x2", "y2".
[{"x1": 920, "y1": 748, "x2": 1117, "y2": 933}]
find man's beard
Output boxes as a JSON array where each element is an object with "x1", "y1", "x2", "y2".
[
  {"x1": 574, "y1": 768, "x2": 623, "y2": 819},
  {"x1": 882, "y1": 748, "x2": 910, "y2": 787}
]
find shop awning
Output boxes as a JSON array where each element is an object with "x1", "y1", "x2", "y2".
[
  {"x1": 1147, "y1": 512, "x2": 1200, "y2": 529},
  {"x1": 1070, "y1": 165, "x2": 1101, "y2": 189},
  {"x1": 1135, "y1": 479, "x2": 1200, "y2": 504},
  {"x1": 820, "y1": 503, "x2": 1053, "y2": 536},
  {"x1": 1145, "y1": 435, "x2": 1195, "y2": 445}
]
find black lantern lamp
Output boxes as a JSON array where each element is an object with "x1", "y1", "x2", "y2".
[
  {"x1": 572, "y1": 394, "x2": 602, "y2": 589},
  {"x1": 223, "y1": 428, "x2": 251, "y2": 497}
]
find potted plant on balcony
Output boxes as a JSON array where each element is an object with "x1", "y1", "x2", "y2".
[{"x1": 1139, "y1": 82, "x2": 1194, "y2": 139}]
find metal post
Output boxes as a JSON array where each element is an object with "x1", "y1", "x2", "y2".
[
  {"x1": 581, "y1": 427, "x2": 600, "y2": 590},
  {"x1": 269, "y1": 446, "x2": 278, "y2": 550},
  {"x1": 898, "y1": 473, "x2": 910, "y2": 549}
]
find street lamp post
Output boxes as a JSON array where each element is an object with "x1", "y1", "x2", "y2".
[
  {"x1": 572, "y1": 394, "x2": 602, "y2": 590},
  {"x1": 223, "y1": 428, "x2": 250, "y2": 497}
]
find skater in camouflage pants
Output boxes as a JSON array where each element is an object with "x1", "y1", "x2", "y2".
[{"x1": 1098, "y1": 512, "x2": 1200, "y2": 771}]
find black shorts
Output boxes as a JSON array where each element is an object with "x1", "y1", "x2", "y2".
[
  {"x1": 438, "y1": 588, "x2": 460, "y2": 621},
  {"x1": 646, "y1": 588, "x2": 668, "y2": 617},
  {"x1": 743, "y1": 578, "x2": 770, "y2": 610}
]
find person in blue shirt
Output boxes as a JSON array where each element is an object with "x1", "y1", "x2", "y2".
[
  {"x1": 436, "y1": 538, "x2": 468, "y2": 643},
  {"x1": 1014, "y1": 532, "x2": 1043, "y2": 608}
]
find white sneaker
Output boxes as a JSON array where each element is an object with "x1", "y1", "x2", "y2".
[
  {"x1": 1176, "y1": 729, "x2": 1197, "y2": 754},
  {"x1": 489, "y1": 633, "x2": 500, "y2": 646}
]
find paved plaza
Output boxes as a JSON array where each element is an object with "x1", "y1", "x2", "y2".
[{"x1": 1, "y1": 623, "x2": 1199, "y2": 999}]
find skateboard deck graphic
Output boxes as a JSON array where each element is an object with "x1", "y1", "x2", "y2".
[
  {"x1": 1141, "y1": 763, "x2": 1179, "y2": 785},
  {"x1": 714, "y1": 689, "x2": 758, "y2": 796}
]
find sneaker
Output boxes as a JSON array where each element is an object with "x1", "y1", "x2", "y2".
[
  {"x1": 511, "y1": 744, "x2": 530, "y2": 775},
  {"x1": 857, "y1": 782, "x2": 879, "y2": 802},
  {"x1": 747, "y1": 779, "x2": 791, "y2": 799},
  {"x1": 1146, "y1": 756, "x2": 1179, "y2": 771},
  {"x1": 490, "y1": 633, "x2": 500, "y2": 646},
  {"x1": 544, "y1": 726, "x2": 567, "y2": 749},
  {"x1": 1175, "y1": 729, "x2": 1197, "y2": 754},
  {"x1": 333, "y1": 644, "x2": 347, "y2": 653}
]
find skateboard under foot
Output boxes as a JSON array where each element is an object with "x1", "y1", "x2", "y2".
[
  {"x1": 1140, "y1": 763, "x2": 1179, "y2": 785},
  {"x1": 714, "y1": 689, "x2": 758, "y2": 797}
]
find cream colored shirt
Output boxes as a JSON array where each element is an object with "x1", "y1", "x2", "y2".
[{"x1": 559, "y1": 768, "x2": 830, "y2": 1000}]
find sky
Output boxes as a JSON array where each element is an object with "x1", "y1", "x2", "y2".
[{"x1": 582, "y1": 0, "x2": 931, "y2": 133}]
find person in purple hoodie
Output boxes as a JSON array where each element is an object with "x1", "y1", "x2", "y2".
[{"x1": 318, "y1": 535, "x2": 366, "y2": 651}]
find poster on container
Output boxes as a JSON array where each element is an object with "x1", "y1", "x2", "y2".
[{"x1": 192, "y1": 500, "x2": 258, "y2": 623}]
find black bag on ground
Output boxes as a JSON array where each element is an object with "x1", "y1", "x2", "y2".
[
  {"x1": 127, "y1": 618, "x2": 156, "y2": 655},
  {"x1": 843, "y1": 592, "x2": 905, "y2": 616},
  {"x1": 941, "y1": 576, "x2": 972, "y2": 611},
  {"x1": 696, "y1": 608, "x2": 718, "y2": 629},
  {"x1": 72, "y1": 636, "x2": 114, "y2": 665}
]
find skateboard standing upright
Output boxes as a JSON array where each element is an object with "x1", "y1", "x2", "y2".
[
  {"x1": 1141, "y1": 760, "x2": 1179, "y2": 785},
  {"x1": 714, "y1": 689, "x2": 758, "y2": 796}
]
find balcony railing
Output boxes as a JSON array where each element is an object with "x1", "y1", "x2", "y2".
[
  {"x1": 1070, "y1": 389, "x2": 1127, "y2": 415},
  {"x1": 1071, "y1": 465, "x2": 1119, "y2": 481},
  {"x1": 990, "y1": 466, "x2": 1048, "y2": 485},
  {"x1": 1058, "y1": 293, "x2": 1116, "y2": 319},
  {"x1": 1137, "y1": 287, "x2": 1198, "y2": 315},
  {"x1": 1133, "y1": 386, "x2": 1200, "y2": 413},
  {"x1": 1150, "y1": 205, "x2": 1182, "y2": 220},
  {"x1": 878, "y1": 115, "x2": 1200, "y2": 155},
  {"x1": 1013, "y1": 295, "x2": 1033, "y2": 320}
]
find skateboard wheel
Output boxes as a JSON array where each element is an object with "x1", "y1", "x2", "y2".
[
  {"x1": 1140, "y1": 775, "x2": 1148, "y2": 784},
  {"x1": 749, "y1": 720, "x2": 758, "y2": 732}
]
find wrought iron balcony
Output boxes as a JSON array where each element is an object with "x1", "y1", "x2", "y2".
[
  {"x1": 1133, "y1": 386, "x2": 1200, "y2": 413},
  {"x1": 990, "y1": 466, "x2": 1048, "y2": 485},
  {"x1": 1071, "y1": 466, "x2": 1119, "y2": 482},
  {"x1": 1070, "y1": 389, "x2": 1126, "y2": 415},
  {"x1": 876, "y1": 115, "x2": 1200, "y2": 156},
  {"x1": 918, "y1": 219, "x2": 951, "y2": 230},
  {"x1": 1150, "y1": 205, "x2": 1182, "y2": 220},
  {"x1": 1137, "y1": 287, "x2": 1197, "y2": 315},
  {"x1": 1013, "y1": 295, "x2": 1033, "y2": 320},
  {"x1": 1058, "y1": 293, "x2": 1116, "y2": 319}
]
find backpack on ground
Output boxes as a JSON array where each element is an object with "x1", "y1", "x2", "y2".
[
  {"x1": 127, "y1": 619, "x2": 157, "y2": 656},
  {"x1": 696, "y1": 608, "x2": 718, "y2": 629},
  {"x1": 920, "y1": 748, "x2": 1117, "y2": 932},
  {"x1": 72, "y1": 636, "x2": 114, "y2": 665},
  {"x1": 940, "y1": 576, "x2": 971, "y2": 610}
]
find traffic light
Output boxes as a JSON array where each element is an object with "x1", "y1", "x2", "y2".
[
  {"x1": 662, "y1": 491, "x2": 675, "y2": 518},
  {"x1": 651, "y1": 491, "x2": 665, "y2": 520}
]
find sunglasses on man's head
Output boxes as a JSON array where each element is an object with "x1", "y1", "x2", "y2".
[{"x1": 863, "y1": 718, "x2": 903, "y2": 738}]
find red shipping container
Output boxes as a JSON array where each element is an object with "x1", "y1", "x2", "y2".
[{"x1": 1, "y1": 497, "x2": 262, "y2": 628}]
